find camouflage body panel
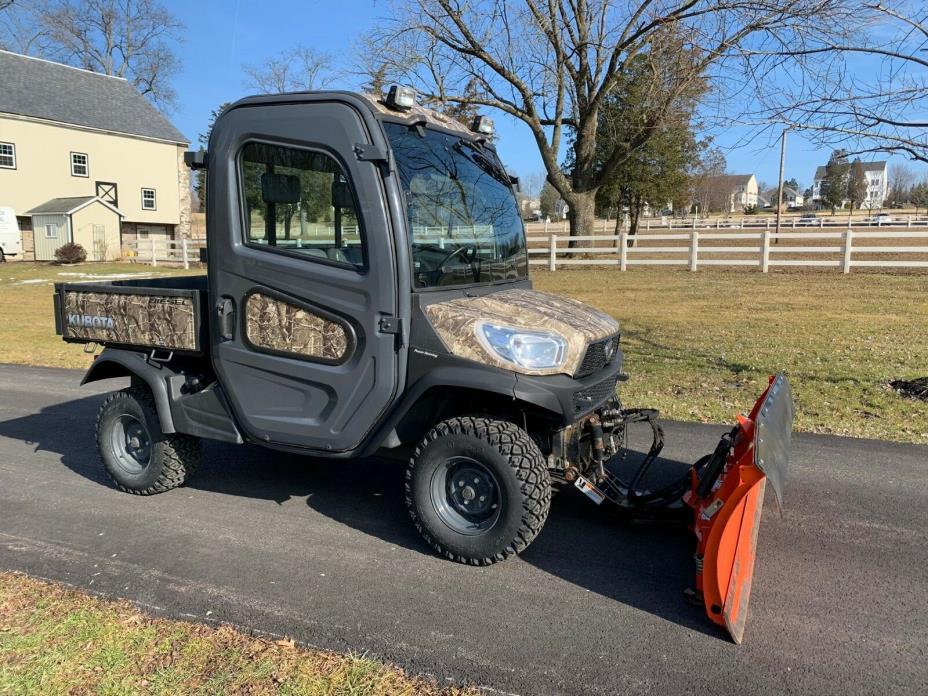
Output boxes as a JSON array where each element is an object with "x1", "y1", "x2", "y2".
[
  {"x1": 357, "y1": 93, "x2": 473, "y2": 135},
  {"x1": 425, "y1": 289, "x2": 619, "y2": 376},
  {"x1": 245, "y1": 292, "x2": 349, "y2": 361},
  {"x1": 63, "y1": 291, "x2": 197, "y2": 350}
]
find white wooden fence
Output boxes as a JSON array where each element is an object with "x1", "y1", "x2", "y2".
[
  {"x1": 529, "y1": 229, "x2": 928, "y2": 273},
  {"x1": 524, "y1": 216, "x2": 928, "y2": 236},
  {"x1": 123, "y1": 238, "x2": 205, "y2": 269},
  {"x1": 121, "y1": 226, "x2": 928, "y2": 273}
]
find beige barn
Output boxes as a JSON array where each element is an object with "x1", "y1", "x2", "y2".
[{"x1": 0, "y1": 50, "x2": 190, "y2": 261}]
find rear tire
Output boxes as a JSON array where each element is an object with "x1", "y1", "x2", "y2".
[
  {"x1": 0, "y1": 249, "x2": 5, "y2": 263},
  {"x1": 96, "y1": 386, "x2": 200, "y2": 495},
  {"x1": 406, "y1": 416, "x2": 551, "y2": 565}
]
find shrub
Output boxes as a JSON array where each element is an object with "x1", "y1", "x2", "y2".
[{"x1": 54, "y1": 242, "x2": 87, "y2": 264}]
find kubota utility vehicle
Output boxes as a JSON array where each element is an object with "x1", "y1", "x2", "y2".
[{"x1": 53, "y1": 87, "x2": 794, "y2": 643}]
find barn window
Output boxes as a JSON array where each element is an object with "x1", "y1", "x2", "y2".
[
  {"x1": 0, "y1": 142, "x2": 15, "y2": 169},
  {"x1": 71, "y1": 152, "x2": 89, "y2": 177},
  {"x1": 44, "y1": 224, "x2": 59, "y2": 238},
  {"x1": 141, "y1": 188, "x2": 157, "y2": 210}
]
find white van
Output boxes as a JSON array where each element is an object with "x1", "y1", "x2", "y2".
[{"x1": 0, "y1": 207, "x2": 23, "y2": 262}]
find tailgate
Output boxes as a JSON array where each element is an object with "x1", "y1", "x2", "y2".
[{"x1": 54, "y1": 282, "x2": 206, "y2": 353}]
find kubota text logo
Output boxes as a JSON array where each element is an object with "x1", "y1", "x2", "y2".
[{"x1": 68, "y1": 314, "x2": 115, "y2": 330}]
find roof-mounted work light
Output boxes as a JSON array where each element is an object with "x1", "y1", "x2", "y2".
[
  {"x1": 471, "y1": 115, "x2": 495, "y2": 136},
  {"x1": 386, "y1": 85, "x2": 417, "y2": 110}
]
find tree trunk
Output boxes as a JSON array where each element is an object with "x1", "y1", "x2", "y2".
[{"x1": 566, "y1": 191, "x2": 596, "y2": 248}]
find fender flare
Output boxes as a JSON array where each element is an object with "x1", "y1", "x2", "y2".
[
  {"x1": 81, "y1": 349, "x2": 177, "y2": 433},
  {"x1": 360, "y1": 364, "x2": 562, "y2": 456}
]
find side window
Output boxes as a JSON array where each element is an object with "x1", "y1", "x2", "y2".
[{"x1": 239, "y1": 142, "x2": 364, "y2": 268}]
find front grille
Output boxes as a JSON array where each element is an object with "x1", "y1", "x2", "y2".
[
  {"x1": 573, "y1": 374, "x2": 620, "y2": 414},
  {"x1": 576, "y1": 335, "x2": 619, "y2": 378}
]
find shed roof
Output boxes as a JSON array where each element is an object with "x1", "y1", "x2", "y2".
[
  {"x1": 26, "y1": 196, "x2": 124, "y2": 217},
  {"x1": 0, "y1": 50, "x2": 187, "y2": 144}
]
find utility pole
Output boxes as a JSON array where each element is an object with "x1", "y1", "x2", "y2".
[{"x1": 774, "y1": 127, "x2": 789, "y2": 245}]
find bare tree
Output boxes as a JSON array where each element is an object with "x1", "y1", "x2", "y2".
[
  {"x1": 752, "y1": 1, "x2": 928, "y2": 164},
  {"x1": 243, "y1": 45, "x2": 333, "y2": 94},
  {"x1": 364, "y1": 0, "x2": 863, "y2": 238},
  {"x1": 887, "y1": 162, "x2": 915, "y2": 205},
  {"x1": 0, "y1": 0, "x2": 183, "y2": 108}
]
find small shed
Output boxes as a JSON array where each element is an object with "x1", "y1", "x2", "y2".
[{"x1": 26, "y1": 196, "x2": 123, "y2": 261}]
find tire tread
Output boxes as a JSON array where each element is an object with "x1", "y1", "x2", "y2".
[
  {"x1": 96, "y1": 386, "x2": 199, "y2": 495},
  {"x1": 406, "y1": 416, "x2": 550, "y2": 566}
]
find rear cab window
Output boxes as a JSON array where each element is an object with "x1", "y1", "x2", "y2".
[{"x1": 238, "y1": 142, "x2": 365, "y2": 269}]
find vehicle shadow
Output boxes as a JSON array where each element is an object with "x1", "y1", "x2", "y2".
[{"x1": 0, "y1": 394, "x2": 721, "y2": 639}]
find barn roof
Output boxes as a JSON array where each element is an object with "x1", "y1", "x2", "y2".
[{"x1": 0, "y1": 50, "x2": 187, "y2": 144}]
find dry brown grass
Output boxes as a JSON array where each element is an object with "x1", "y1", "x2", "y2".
[
  {"x1": 0, "y1": 572, "x2": 475, "y2": 695},
  {"x1": 1, "y1": 262, "x2": 925, "y2": 443},
  {"x1": 534, "y1": 268, "x2": 928, "y2": 444}
]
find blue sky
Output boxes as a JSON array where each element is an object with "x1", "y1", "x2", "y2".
[{"x1": 166, "y1": 0, "x2": 924, "y2": 194}]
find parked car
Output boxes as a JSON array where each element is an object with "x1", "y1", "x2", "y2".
[
  {"x1": 873, "y1": 213, "x2": 894, "y2": 224},
  {"x1": 797, "y1": 214, "x2": 819, "y2": 226}
]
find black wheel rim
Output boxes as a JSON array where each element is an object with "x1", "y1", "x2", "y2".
[
  {"x1": 430, "y1": 456, "x2": 502, "y2": 535},
  {"x1": 109, "y1": 414, "x2": 151, "y2": 474}
]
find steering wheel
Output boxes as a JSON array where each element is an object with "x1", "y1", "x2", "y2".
[{"x1": 438, "y1": 243, "x2": 479, "y2": 270}]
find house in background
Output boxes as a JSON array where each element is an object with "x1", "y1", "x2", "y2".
[
  {"x1": 0, "y1": 50, "x2": 190, "y2": 260},
  {"x1": 702, "y1": 174, "x2": 759, "y2": 213},
  {"x1": 812, "y1": 160, "x2": 889, "y2": 210},
  {"x1": 761, "y1": 186, "x2": 804, "y2": 210}
]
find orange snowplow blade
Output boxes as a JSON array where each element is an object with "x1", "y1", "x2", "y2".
[{"x1": 686, "y1": 374, "x2": 794, "y2": 643}]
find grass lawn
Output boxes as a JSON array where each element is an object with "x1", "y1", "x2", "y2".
[
  {"x1": 0, "y1": 572, "x2": 472, "y2": 695},
  {"x1": 0, "y1": 261, "x2": 925, "y2": 443},
  {"x1": 534, "y1": 269, "x2": 928, "y2": 444},
  {"x1": 0, "y1": 262, "x2": 198, "y2": 368}
]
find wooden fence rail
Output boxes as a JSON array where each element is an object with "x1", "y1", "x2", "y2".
[
  {"x1": 528, "y1": 229, "x2": 928, "y2": 272},
  {"x1": 123, "y1": 238, "x2": 205, "y2": 269}
]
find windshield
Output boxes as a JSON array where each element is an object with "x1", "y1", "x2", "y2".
[{"x1": 384, "y1": 122, "x2": 528, "y2": 289}]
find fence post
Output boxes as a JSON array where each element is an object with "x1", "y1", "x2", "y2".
[
  {"x1": 646, "y1": 219, "x2": 651, "y2": 232},
  {"x1": 690, "y1": 229, "x2": 699, "y2": 271},
  {"x1": 150, "y1": 239, "x2": 158, "y2": 267},
  {"x1": 761, "y1": 229, "x2": 771, "y2": 272},
  {"x1": 792, "y1": 218, "x2": 796, "y2": 229},
  {"x1": 602, "y1": 218, "x2": 607, "y2": 233},
  {"x1": 619, "y1": 232, "x2": 627, "y2": 271},
  {"x1": 544, "y1": 218, "x2": 549, "y2": 235},
  {"x1": 549, "y1": 234, "x2": 557, "y2": 271},
  {"x1": 843, "y1": 229, "x2": 853, "y2": 273},
  {"x1": 181, "y1": 238, "x2": 189, "y2": 270},
  {"x1": 563, "y1": 219, "x2": 568, "y2": 234}
]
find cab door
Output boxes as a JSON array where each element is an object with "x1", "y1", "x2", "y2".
[{"x1": 207, "y1": 99, "x2": 401, "y2": 453}]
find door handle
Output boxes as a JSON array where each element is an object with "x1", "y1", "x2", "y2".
[{"x1": 217, "y1": 297, "x2": 235, "y2": 341}]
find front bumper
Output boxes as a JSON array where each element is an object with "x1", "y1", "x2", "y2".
[{"x1": 513, "y1": 346, "x2": 626, "y2": 426}]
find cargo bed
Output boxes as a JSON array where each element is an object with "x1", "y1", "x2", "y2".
[{"x1": 54, "y1": 275, "x2": 209, "y2": 354}]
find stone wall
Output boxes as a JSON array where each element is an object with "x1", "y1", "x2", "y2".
[{"x1": 176, "y1": 145, "x2": 192, "y2": 239}]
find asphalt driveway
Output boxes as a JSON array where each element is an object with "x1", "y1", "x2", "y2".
[{"x1": 0, "y1": 364, "x2": 925, "y2": 694}]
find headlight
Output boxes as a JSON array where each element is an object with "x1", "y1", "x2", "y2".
[
  {"x1": 477, "y1": 322, "x2": 567, "y2": 369},
  {"x1": 603, "y1": 336, "x2": 618, "y2": 362}
]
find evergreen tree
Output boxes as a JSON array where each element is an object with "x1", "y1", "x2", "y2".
[
  {"x1": 820, "y1": 150, "x2": 849, "y2": 214},
  {"x1": 846, "y1": 158, "x2": 868, "y2": 212}
]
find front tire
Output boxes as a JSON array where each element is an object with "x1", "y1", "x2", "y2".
[
  {"x1": 406, "y1": 417, "x2": 551, "y2": 565},
  {"x1": 96, "y1": 386, "x2": 200, "y2": 494}
]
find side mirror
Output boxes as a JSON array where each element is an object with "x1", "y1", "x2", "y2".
[
  {"x1": 509, "y1": 174, "x2": 520, "y2": 193},
  {"x1": 331, "y1": 179, "x2": 354, "y2": 209},
  {"x1": 261, "y1": 173, "x2": 301, "y2": 204}
]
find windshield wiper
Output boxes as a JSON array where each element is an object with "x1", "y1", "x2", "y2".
[{"x1": 454, "y1": 140, "x2": 511, "y2": 186}]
